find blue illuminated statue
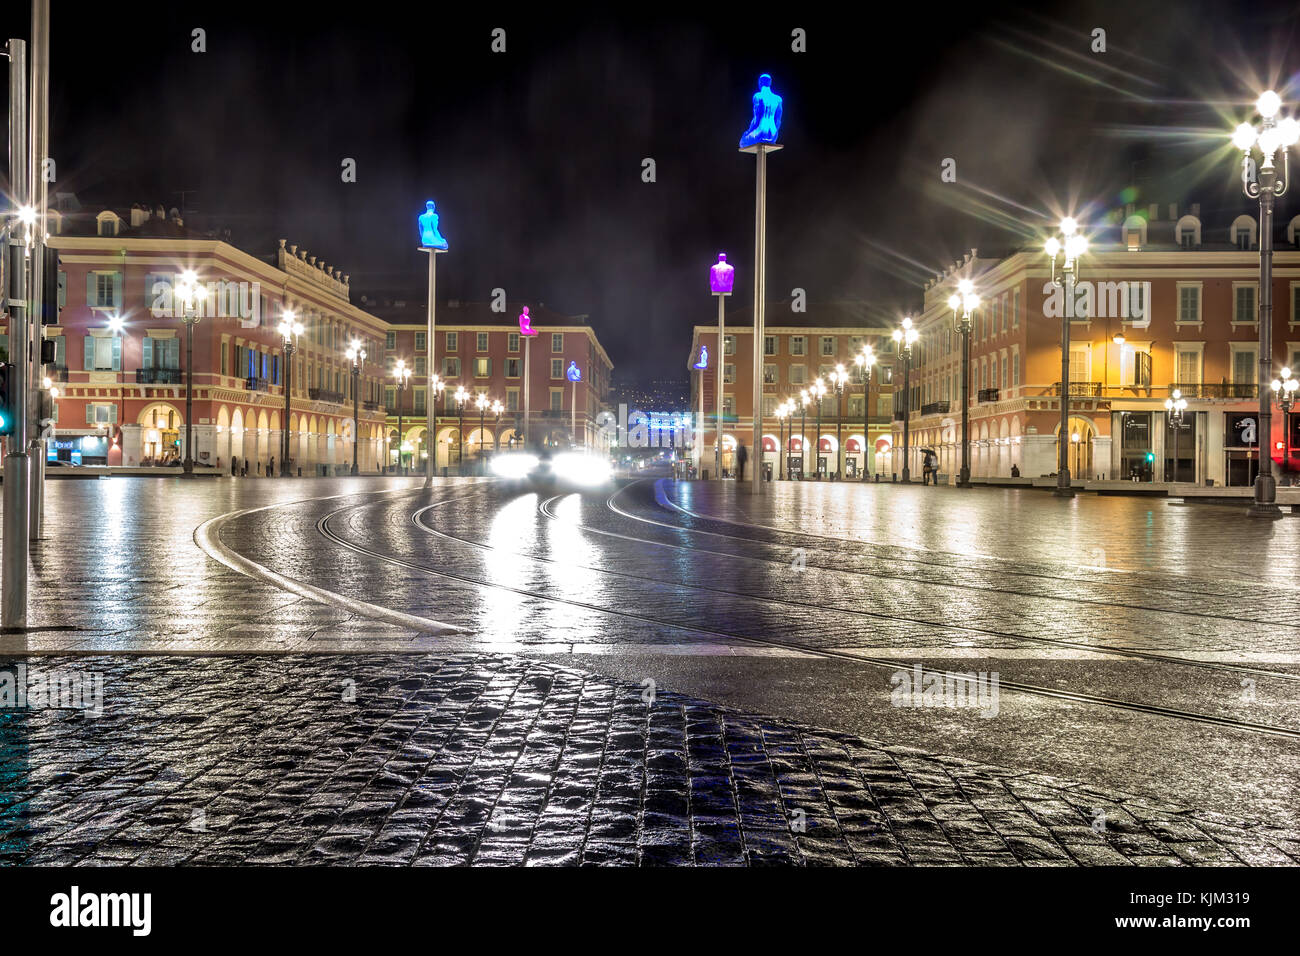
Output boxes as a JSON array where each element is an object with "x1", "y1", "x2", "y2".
[
  {"x1": 693, "y1": 345, "x2": 708, "y2": 369},
  {"x1": 566, "y1": 361, "x2": 582, "y2": 382},
  {"x1": 418, "y1": 200, "x2": 448, "y2": 250},
  {"x1": 739, "y1": 73, "x2": 782, "y2": 148}
]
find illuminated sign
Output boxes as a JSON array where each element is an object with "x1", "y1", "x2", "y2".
[
  {"x1": 417, "y1": 200, "x2": 448, "y2": 250},
  {"x1": 739, "y1": 73, "x2": 783, "y2": 148},
  {"x1": 566, "y1": 361, "x2": 582, "y2": 382}
]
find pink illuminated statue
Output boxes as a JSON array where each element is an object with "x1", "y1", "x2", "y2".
[
  {"x1": 710, "y1": 254, "x2": 734, "y2": 295},
  {"x1": 519, "y1": 306, "x2": 539, "y2": 336}
]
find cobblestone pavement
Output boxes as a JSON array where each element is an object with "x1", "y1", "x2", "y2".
[
  {"x1": 3, "y1": 654, "x2": 1297, "y2": 866},
  {"x1": 2, "y1": 475, "x2": 1298, "y2": 864}
]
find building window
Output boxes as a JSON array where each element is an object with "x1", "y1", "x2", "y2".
[
  {"x1": 508, "y1": 332, "x2": 520, "y2": 352},
  {"x1": 1178, "y1": 285, "x2": 1201, "y2": 324},
  {"x1": 474, "y1": 357, "x2": 492, "y2": 377},
  {"x1": 790, "y1": 336, "x2": 805, "y2": 356},
  {"x1": 819, "y1": 336, "x2": 834, "y2": 356},
  {"x1": 724, "y1": 363, "x2": 735, "y2": 384},
  {"x1": 477, "y1": 332, "x2": 489, "y2": 352},
  {"x1": 442, "y1": 357, "x2": 460, "y2": 378},
  {"x1": 764, "y1": 335, "x2": 777, "y2": 355},
  {"x1": 1232, "y1": 347, "x2": 1257, "y2": 385},
  {"x1": 550, "y1": 358, "x2": 563, "y2": 379},
  {"x1": 1175, "y1": 347, "x2": 1201, "y2": 385},
  {"x1": 414, "y1": 388, "x2": 426, "y2": 413},
  {"x1": 506, "y1": 358, "x2": 521, "y2": 378},
  {"x1": 724, "y1": 335, "x2": 736, "y2": 356},
  {"x1": 551, "y1": 332, "x2": 563, "y2": 353},
  {"x1": 762, "y1": 396, "x2": 778, "y2": 416},
  {"x1": 415, "y1": 332, "x2": 426, "y2": 353},
  {"x1": 88, "y1": 271, "x2": 120, "y2": 309},
  {"x1": 445, "y1": 331, "x2": 458, "y2": 351},
  {"x1": 1012, "y1": 353, "x2": 1020, "y2": 387},
  {"x1": 790, "y1": 364, "x2": 806, "y2": 385},
  {"x1": 414, "y1": 356, "x2": 427, "y2": 377},
  {"x1": 1235, "y1": 285, "x2": 1257, "y2": 324},
  {"x1": 1013, "y1": 289, "x2": 1020, "y2": 327},
  {"x1": 83, "y1": 335, "x2": 120, "y2": 371},
  {"x1": 506, "y1": 388, "x2": 519, "y2": 412},
  {"x1": 723, "y1": 396, "x2": 734, "y2": 416},
  {"x1": 763, "y1": 364, "x2": 778, "y2": 384},
  {"x1": 550, "y1": 388, "x2": 563, "y2": 412}
]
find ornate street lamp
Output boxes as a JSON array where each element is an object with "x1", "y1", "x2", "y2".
[
  {"x1": 176, "y1": 269, "x2": 201, "y2": 478},
  {"x1": 1233, "y1": 91, "x2": 1300, "y2": 516},
  {"x1": 492, "y1": 400, "x2": 504, "y2": 455},
  {"x1": 277, "y1": 310, "x2": 304, "y2": 477},
  {"x1": 393, "y1": 359, "x2": 411, "y2": 474},
  {"x1": 811, "y1": 378, "x2": 827, "y2": 479},
  {"x1": 829, "y1": 364, "x2": 850, "y2": 479},
  {"x1": 853, "y1": 344, "x2": 876, "y2": 480},
  {"x1": 774, "y1": 402, "x2": 788, "y2": 480},
  {"x1": 454, "y1": 385, "x2": 469, "y2": 475},
  {"x1": 1163, "y1": 389, "x2": 1188, "y2": 483},
  {"x1": 892, "y1": 317, "x2": 919, "y2": 482},
  {"x1": 475, "y1": 392, "x2": 490, "y2": 474},
  {"x1": 798, "y1": 389, "x2": 810, "y2": 480},
  {"x1": 947, "y1": 280, "x2": 980, "y2": 488},
  {"x1": 346, "y1": 337, "x2": 367, "y2": 476},
  {"x1": 1045, "y1": 218, "x2": 1088, "y2": 496},
  {"x1": 1271, "y1": 366, "x2": 1299, "y2": 485}
]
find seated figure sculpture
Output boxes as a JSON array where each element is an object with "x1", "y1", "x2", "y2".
[
  {"x1": 739, "y1": 74, "x2": 783, "y2": 148},
  {"x1": 519, "y1": 306, "x2": 538, "y2": 336},
  {"x1": 418, "y1": 200, "x2": 448, "y2": 250}
]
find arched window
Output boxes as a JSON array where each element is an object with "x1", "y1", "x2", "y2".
[
  {"x1": 1175, "y1": 215, "x2": 1201, "y2": 249},
  {"x1": 1231, "y1": 214, "x2": 1257, "y2": 250},
  {"x1": 1287, "y1": 214, "x2": 1300, "y2": 246},
  {"x1": 1123, "y1": 214, "x2": 1147, "y2": 250}
]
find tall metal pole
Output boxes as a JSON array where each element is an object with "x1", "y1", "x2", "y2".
[
  {"x1": 4, "y1": 38, "x2": 31, "y2": 628},
  {"x1": 836, "y1": 387, "x2": 844, "y2": 479},
  {"x1": 863, "y1": 368, "x2": 872, "y2": 478},
  {"x1": 351, "y1": 363, "x2": 360, "y2": 475},
  {"x1": 749, "y1": 145, "x2": 769, "y2": 496},
  {"x1": 423, "y1": 251, "x2": 437, "y2": 488},
  {"x1": 901, "y1": 349, "x2": 912, "y2": 482},
  {"x1": 959, "y1": 320, "x2": 971, "y2": 487},
  {"x1": 396, "y1": 388, "x2": 404, "y2": 475},
  {"x1": 281, "y1": 339, "x2": 293, "y2": 476},
  {"x1": 715, "y1": 294, "x2": 725, "y2": 480},
  {"x1": 182, "y1": 317, "x2": 196, "y2": 477},
  {"x1": 1055, "y1": 274, "x2": 1074, "y2": 496},
  {"x1": 571, "y1": 377, "x2": 577, "y2": 446},
  {"x1": 799, "y1": 403, "x2": 806, "y2": 479},
  {"x1": 523, "y1": 335, "x2": 531, "y2": 449},
  {"x1": 1251, "y1": 174, "x2": 1279, "y2": 515},
  {"x1": 814, "y1": 392, "x2": 822, "y2": 479},
  {"x1": 28, "y1": 0, "x2": 48, "y2": 539}
]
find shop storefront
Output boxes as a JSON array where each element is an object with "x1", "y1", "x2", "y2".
[
  {"x1": 46, "y1": 434, "x2": 110, "y2": 465},
  {"x1": 1224, "y1": 412, "x2": 1260, "y2": 488}
]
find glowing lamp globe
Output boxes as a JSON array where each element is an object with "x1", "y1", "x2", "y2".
[
  {"x1": 1044, "y1": 237, "x2": 1061, "y2": 258},
  {"x1": 947, "y1": 293, "x2": 961, "y2": 311},
  {"x1": 1233, "y1": 123, "x2": 1258, "y2": 151},
  {"x1": 1257, "y1": 90, "x2": 1282, "y2": 119}
]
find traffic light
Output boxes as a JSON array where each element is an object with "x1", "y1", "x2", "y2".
[{"x1": 0, "y1": 363, "x2": 13, "y2": 436}]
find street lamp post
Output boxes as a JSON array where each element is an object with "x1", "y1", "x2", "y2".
[
  {"x1": 1044, "y1": 218, "x2": 1088, "y2": 497},
  {"x1": 947, "y1": 280, "x2": 980, "y2": 487},
  {"x1": 811, "y1": 378, "x2": 827, "y2": 479},
  {"x1": 1233, "y1": 91, "x2": 1299, "y2": 516},
  {"x1": 739, "y1": 73, "x2": 783, "y2": 497},
  {"x1": 892, "y1": 317, "x2": 919, "y2": 482},
  {"x1": 1271, "y1": 367, "x2": 1298, "y2": 485},
  {"x1": 710, "y1": 254, "x2": 734, "y2": 481},
  {"x1": 1164, "y1": 389, "x2": 1188, "y2": 483},
  {"x1": 492, "y1": 400, "x2": 504, "y2": 456},
  {"x1": 346, "y1": 338, "x2": 367, "y2": 476},
  {"x1": 798, "y1": 390, "x2": 810, "y2": 479},
  {"x1": 393, "y1": 359, "x2": 411, "y2": 474},
  {"x1": 519, "y1": 307, "x2": 538, "y2": 448},
  {"x1": 176, "y1": 269, "x2": 201, "y2": 478},
  {"x1": 454, "y1": 385, "x2": 469, "y2": 475},
  {"x1": 775, "y1": 403, "x2": 787, "y2": 480},
  {"x1": 854, "y1": 345, "x2": 876, "y2": 480},
  {"x1": 278, "y1": 311, "x2": 303, "y2": 477},
  {"x1": 476, "y1": 392, "x2": 489, "y2": 474},
  {"x1": 829, "y1": 365, "x2": 849, "y2": 479}
]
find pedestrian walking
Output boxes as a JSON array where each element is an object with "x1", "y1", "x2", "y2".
[
  {"x1": 736, "y1": 441, "x2": 749, "y2": 483},
  {"x1": 269, "y1": 455, "x2": 275, "y2": 477}
]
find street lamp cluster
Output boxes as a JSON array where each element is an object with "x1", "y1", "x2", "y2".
[
  {"x1": 388, "y1": 366, "x2": 504, "y2": 476},
  {"x1": 769, "y1": 342, "x2": 876, "y2": 481},
  {"x1": 892, "y1": 316, "x2": 919, "y2": 482}
]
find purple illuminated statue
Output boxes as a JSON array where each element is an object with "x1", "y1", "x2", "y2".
[
  {"x1": 519, "y1": 306, "x2": 538, "y2": 336},
  {"x1": 739, "y1": 74, "x2": 783, "y2": 148},
  {"x1": 709, "y1": 254, "x2": 735, "y2": 295},
  {"x1": 693, "y1": 345, "x2": 709, "y2": 369}
]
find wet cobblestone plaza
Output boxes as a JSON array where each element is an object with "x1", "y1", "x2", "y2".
[{"x1": 2, "y1": 475, "x2": 1299, "y2": 866}]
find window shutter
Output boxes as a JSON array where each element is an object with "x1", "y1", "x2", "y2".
[
  {"x1": 86, "y1": 274, "x2": 97, "y2": 308},
  {"x1": 111, "y1": 336, "x2": 121, "y2": 371},
  {"x1": 85, "y1": 404, "x2": 95, "y2": 424},
  {"x1": 109, "y1": 404, "x2": 118, "y2": 424},
  {"x1": 143, "y1": 336, "x2": 153, "y2": 369},
  {"x1": 112, "y1": 273, "x2": 123, "y2": 310},
  {"x1": 84, "y1": 335, "x2": 95, "y2": 370}
]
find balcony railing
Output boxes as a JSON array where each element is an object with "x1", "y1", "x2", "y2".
[
  {"x1": 1050, "y1": 382, "x2": 1103, "y2": 397},
  {"x1": 136, "y1": 367, "x2": 183, "y2": 385},
  {"x1": 49, "y1": 365, "x2": 70, "y2": 382},
  {"x1": 893, "y1": 410, "x2": 906, "y2": 422},
  {"x1": 246, "y1": 376, "x2": 271, "y2": 392},
  {"x1": 362, "y1": 399, "x2": 383, "y2": 412},
  {"x1": 308, "y1": 388, "x2": 345, "y2": 404},
  {"x1": 919, "y1": 401, "x2": 951, "y2": 416},
  {"x1": 1168, "y1": 383, "x2": 1257, "y2": 399},
  {"x1": 976, "y1": 388, "x2": 1000, "y2": 403}
]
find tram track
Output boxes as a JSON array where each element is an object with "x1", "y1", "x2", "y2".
[{"x1": 310, "y1": 491, "x2": 1300, "y2": 741}]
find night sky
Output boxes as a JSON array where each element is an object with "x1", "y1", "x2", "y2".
[{"x1": 2, "y1": 0, "x2": 1299, "y2": 380}]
